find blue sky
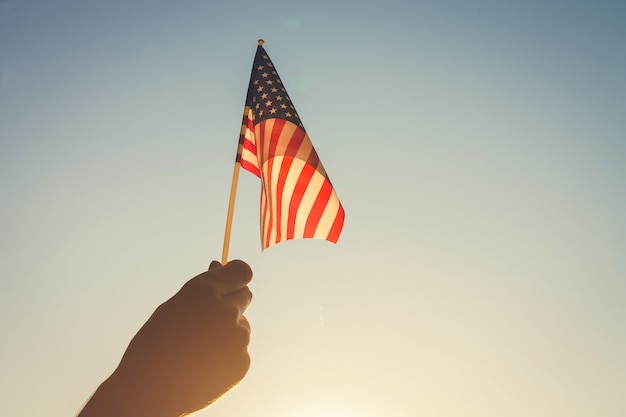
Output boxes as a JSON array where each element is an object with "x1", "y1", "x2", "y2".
[{"x1": 1, "y1": 1, "x2": 625, "y2": 416}]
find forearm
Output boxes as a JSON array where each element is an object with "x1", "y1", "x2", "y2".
[{"x1": 78, "y1": 368, "x2": 179, "y2": 417}]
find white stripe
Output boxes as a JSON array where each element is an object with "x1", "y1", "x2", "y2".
[
  {"x1": 293, "y1": 169, "x2": 326, "y2": 239},
  {"x1": 266, "y1": 153, "x2": 284, "y2": 247},
  {"x1": 259, "y1": 186, "x2": 265, "y2": 247},
  {"x1": 243, "y1": 128, "x2": 255, "y2": 144},
  {"x1": 260, "y1": 176, "x2": 270, "y2": 249}
]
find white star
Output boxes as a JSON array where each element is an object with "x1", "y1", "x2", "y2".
[
  {"x1": 265, "y1": 100, "x2": 272, "y2": 107},
  {"x1": 269, "y1": 108, "x2": 277, "y2": 114}
]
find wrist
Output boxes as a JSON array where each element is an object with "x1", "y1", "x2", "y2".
[{"x1": 78, "y1": 368, "x2": 178, "y2": 417}]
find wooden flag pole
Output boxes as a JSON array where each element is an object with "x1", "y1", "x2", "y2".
[
  {"x1": 221, "y1": 157, "x2": 242, "y2": 265},
  {"x1": 221, "y1": 39, "x2": 265, "y2": 264}
]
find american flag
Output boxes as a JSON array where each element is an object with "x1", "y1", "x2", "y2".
[{"x1": 236, "y1": 42, "x2": 344, "y2": 250}]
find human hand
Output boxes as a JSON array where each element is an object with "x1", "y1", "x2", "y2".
[{"x1": 78, "y1": 260, "x2": 253, "y2": 417}]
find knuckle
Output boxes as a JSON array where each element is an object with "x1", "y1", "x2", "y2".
[
  {"x1": 241, "y1": 286, "x2": 253, "y2": 304},
  {"x1": 229, "y1": 259, "x2": 253, "y2": 280},
  {"x1": 235, "y1": 324, "x2": 251, "y2": 346},
  {"x1": 239, "y1": 315, "x2": 251, "y2": 331}
]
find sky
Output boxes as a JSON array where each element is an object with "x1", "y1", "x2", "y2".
[{"x1": 1, "y1": 0, "x2": 625, "y2": 416}]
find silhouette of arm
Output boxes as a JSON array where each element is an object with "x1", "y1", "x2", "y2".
[{"x1": 78, "y1": 260, "x2": 253, "y2": 417}]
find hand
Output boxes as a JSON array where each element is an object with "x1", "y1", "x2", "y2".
[{"x1": 79, "y1": 260, "x2": 253, "y2": 417}]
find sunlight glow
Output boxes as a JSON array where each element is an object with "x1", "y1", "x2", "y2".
[
  {"x1": 289, "y1": 403, "x2": 369, "y2": 417},
  {"x1": 297, "y1": 410, "x2": 360, "y2": 417}
]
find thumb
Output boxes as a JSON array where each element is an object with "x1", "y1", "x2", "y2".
[{"x1": 209, "y1": 260, "x2": 222, "y2": 270}]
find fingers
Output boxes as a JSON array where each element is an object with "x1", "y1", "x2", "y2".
[
  {"x1": 229, "y1": 316, "x2": 251, "y2": 348},
  {"x1": 209, "y1": 259, "x2": 253, "y2": 297},
  {"x1": 239, "y1": 315, "x2": 251, "y2": 332},
  {"x1": 225, "y1": 286, "x2": 253, "y2": 316},
  {"x1": 227, "y1": 318, "x2": 251, "y2": 347}
]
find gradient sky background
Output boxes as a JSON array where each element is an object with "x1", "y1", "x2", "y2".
[{"x1": 1, "y1": 0, "x2": 625, "y2": 416}]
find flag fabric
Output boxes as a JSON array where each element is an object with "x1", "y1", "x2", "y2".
[{"x1": 236, "y1": 42, "x2": 345, "y2": 250}]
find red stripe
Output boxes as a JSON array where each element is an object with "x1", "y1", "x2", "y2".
[
  {"x1": 242, "y1": 138, "x2": 256, "y2": 154},
  {"x1": 306, "y1": 147, "x2": 320, "y2": 169},
  {"x1": 284, "y1": 128, "x2": 306, "y2": 158},
  {"x1": 240, "y1": 159, "x2": 260, "y2": 177},
  {"x1": 326, "y1": 205, "x2": 345, "y2": 243},
  {"x1": 268, "y1": 119, "x2": 286, "y2": 158},
  {"x1": 303, "y1": 177, "x2": 333, "y2": 238}
]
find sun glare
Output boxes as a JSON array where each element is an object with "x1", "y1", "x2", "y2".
[{"x1": 296, "y1": 407, "x2": 364, "y2": 417}]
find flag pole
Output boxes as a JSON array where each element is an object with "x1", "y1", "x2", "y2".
[
  {"x1": 221, "y1": 156, "x2": 242, "y2": 265},
  {"x1": 221, "y1": 39, "x2": 264, "y2": 264}
]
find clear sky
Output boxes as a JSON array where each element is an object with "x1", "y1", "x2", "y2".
[{"x1": 1, "y1": 0, "x2": 625, "y2": 416}]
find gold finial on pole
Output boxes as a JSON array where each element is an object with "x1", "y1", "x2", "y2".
[{"x1": 258, "y1": 39, "x2": 264, "y2": 46}]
